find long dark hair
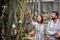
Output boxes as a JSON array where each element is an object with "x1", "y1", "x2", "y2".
[{"x1": 36, "y1": 15, "x2": 43, "y2": 24}]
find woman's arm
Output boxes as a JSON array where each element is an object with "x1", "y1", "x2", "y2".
[
  {"x1": 27, "y1": 9, "x2": 36, "y2": 26},
  {"x1": 27, "y1": 9, "x2": 32, "y2": 23}
]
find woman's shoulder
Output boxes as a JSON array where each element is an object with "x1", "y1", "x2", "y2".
[
  {"x1": 33, "y1": 22, "x2": 38, "y2": 24},
  {"x1": 42, "y1": 23, "x2": 44, "y2": 26}
]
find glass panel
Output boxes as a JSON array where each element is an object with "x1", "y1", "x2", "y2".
[{"x1": 52, "y1": 2, "x2": 58, "y2": 11}]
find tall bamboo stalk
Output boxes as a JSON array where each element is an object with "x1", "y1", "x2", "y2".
[{"x1": 16, "y1": 0, "x2": 27, "y2": 40}]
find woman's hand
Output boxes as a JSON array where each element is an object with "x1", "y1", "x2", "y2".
[
  {"x1": 46, "y1": 34, "x2": 50, "y2": 40},
  {"x1": 27, "y1": 9, "x2": 32, "y2": 22},
  {"x1": 27, "y1": 9, "x2": 31, "y2": 16}
]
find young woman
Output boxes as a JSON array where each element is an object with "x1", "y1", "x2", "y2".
[{"x1": 27, "y1": 10, "x2": 44, "y2": 40}]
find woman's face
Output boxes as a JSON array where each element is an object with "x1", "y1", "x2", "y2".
[{"x1": 37, "y1": 15, "x2": 42, "y2": 22}]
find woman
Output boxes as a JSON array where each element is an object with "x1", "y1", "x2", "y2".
[{"x1": 27, "y1": 10, "x2": 44, "y2": 40}]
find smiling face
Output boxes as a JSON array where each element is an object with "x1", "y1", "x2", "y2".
[
  {"x1": 51, "y1": 11, "x2": 59, "y2": 20},
  {"x1": 37, "y1": 15, "x2": 43, "y2": 24},
  {"x1": 51, "y1": 13, "x2": 57, "y2": 20}
]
